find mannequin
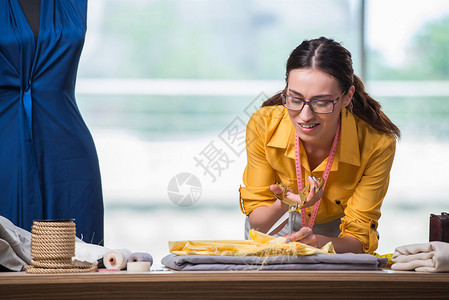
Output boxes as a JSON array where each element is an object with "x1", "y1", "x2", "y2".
[
  {"x1": 1, "y1": 0, "x2": 104, "y2": 245},
  {"x1": 18, "y1": 0, "x2": 41, "y2": 43}
]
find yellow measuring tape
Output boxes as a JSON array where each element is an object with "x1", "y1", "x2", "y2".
[{"x1": 369, "y1": 252, "x2": 394, "y2": 265}]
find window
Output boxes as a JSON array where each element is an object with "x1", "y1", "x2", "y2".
[
  {"x1": 366, "y1": 0, "x2": 449, "y2": 253},
  {"x1": 75, "y1": 0, "x2": 449, "y2": 259}
]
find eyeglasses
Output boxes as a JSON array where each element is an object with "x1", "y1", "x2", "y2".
[{"x1": 281, "y1": 89, "x2": 347, "y2": 114}]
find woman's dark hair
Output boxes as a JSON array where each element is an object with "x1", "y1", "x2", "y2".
[{"x1": 262, "y1": 37, "x2": 400, "y2": 139}]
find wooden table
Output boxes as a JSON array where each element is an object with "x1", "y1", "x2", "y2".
[{"x1": 1, "y1": 268, "x2": 449, "y2": 299}]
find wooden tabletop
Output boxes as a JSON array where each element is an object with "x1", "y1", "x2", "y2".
[{"x1": 1, "y1": 268, "x2": 449, "y2": 299}]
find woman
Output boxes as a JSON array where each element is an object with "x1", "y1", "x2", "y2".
[
  {"x1": 0, "y1": 0, "x2": 104, "y2": 244},
  {"x1": 240, "y1": 37, "x2": 400, "y2": 253}
]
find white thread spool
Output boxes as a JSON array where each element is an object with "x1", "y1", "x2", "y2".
[
  {"x1": 126, "y1": 252, "x2": 153, "y2": 272},
  {"x1": 103, "y1": 249, "x2": 132, "y2": 270}
]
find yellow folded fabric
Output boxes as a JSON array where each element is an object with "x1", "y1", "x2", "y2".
[{"x1": 169, "y1": 229, "x2": 335, "y2": 256}]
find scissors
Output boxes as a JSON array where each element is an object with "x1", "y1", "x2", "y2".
[{"x1": 272, "y1": 178, "x2": 324, "y2": 235}]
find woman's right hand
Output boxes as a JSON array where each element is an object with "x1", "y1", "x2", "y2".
[{"x1": 269, "y1": 176, "x2": 324, "y2": 209}]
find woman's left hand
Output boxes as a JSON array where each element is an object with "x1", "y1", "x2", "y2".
[{"x1": 286, "y1": 227, "x2": 318, "y2": 248}]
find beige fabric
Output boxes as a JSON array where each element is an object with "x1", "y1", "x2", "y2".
[{"x1": 391, "y1": 242, "x2": 449, "y2": 272}]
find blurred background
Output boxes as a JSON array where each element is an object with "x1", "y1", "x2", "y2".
[{"x1": 75, "y1": 0, "x2": 449, "y2": 261}]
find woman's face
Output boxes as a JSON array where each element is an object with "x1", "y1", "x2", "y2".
[{"x1": 286, "y1": 68, "x2": 353, "y2": 147}]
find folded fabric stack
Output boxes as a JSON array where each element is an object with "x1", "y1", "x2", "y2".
[
  {"x1": 162, "y1": 229, "x2": 387, "y2": 271},
  {"x1": 162, "y1": 253, "x2": 386, "y2": 271},
  {"x1": 391, "y1": 242, "x2": 449, "y2": 272}
]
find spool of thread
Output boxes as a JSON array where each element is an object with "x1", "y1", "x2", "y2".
[
  {"x1": 128, "y1": 252, "x2": 153, "y2": 264},
  {"x1": 103, "y1": 249, "x2": 132, "y2": 270},
  {"x1": 127, "y1": 252, "x2": 153, "y2": 272}
]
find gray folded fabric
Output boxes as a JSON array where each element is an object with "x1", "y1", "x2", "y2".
[
  {"x1": 161, "y1": 253, "x2": 387, "y2": 271},
  {"x1": 0, "y1": 216, "x2": 32, "y2": 271}
]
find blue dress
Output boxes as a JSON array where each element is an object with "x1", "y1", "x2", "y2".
[{"x1": 0, "y1": 0, "x2": 104, "y2": 245}]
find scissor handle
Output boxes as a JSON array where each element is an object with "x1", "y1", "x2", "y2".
[
  {"x1": 298, "y1": 177, "x2": 324, "y2": 208},
  {"x1": 272, "y1": 183, "x2": 296, "y2": 207},
  {"x1": 271, "y1": 183, "x2": 300, "y2": 210},
  {"x1": 273, "y1": 178, "x2": 324, "y2": 212}
]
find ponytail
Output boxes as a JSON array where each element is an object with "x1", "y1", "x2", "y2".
[
  {"x1": 261, "y1": 92, "x2": 283, "y2": 107},
  {"x1": 350, "y1": 75, "x2": 401, "y2": 139}
]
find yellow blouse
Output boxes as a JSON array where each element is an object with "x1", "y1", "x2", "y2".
[{"x1": 239, "y1": 106, "x2": 396, "y2": 252}]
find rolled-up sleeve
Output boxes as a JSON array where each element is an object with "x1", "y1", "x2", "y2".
[
  {"x1": 240, "y1": 112, "x2": 277, "y2": 215},
  {"x1": 339, "y1": 135, "x2": 396, "y2": 252}
]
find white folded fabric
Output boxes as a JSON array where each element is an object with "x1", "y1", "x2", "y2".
[
  {"x1": 73, "y1": 240, "x2": 109, "y2": 266},
  {"x1": 391, "y1": 242, "x2": 449, "y2": 272}
]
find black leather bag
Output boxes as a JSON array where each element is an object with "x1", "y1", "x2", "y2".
[{"x1": 429, "y1": 212, "x2": 449, "y2": 242}]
